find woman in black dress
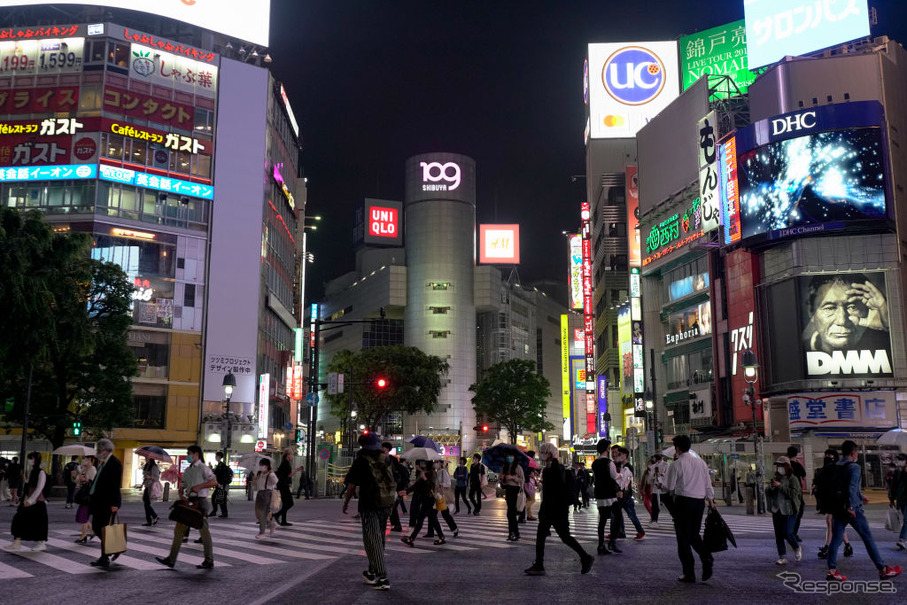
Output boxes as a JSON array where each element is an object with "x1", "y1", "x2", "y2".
[{"x1": 274, "y1": 447, "x2": 301, "y2": 526}]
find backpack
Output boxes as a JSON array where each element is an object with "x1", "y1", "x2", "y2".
[
  {"x1": 216, "y1": 464, "x2": 234, "y2": 486},
  {"x1": 817, "y1": 461, "x2": 853, "y2": 520},
  {"x1": 390, "y1": 458, "x2": 410, "y2": 491},
  {"x1": 63, "y1": 462, "x2": 79, "y2": 485},
  {"x1": 367, "y1": 453, "x2": 398, "y2": 509}
]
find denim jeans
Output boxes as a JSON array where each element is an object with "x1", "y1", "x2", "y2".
[
  {"x1": 828, "y1": 507, "x2": 886, "y2": 571},
  {"x1": 772, "y1": 512, "x2": 798, "y2": 556}
]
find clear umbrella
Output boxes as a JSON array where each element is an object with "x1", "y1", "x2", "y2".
[
  {"x1": 399, "y1": 447, "x2": 442, "y2": 461},
  {"x1": 877, "y1": 429, "x2": 907, "y2": 448},
  {"x1": 53, "y1": 445, "x2": 96, "y2": 456}
]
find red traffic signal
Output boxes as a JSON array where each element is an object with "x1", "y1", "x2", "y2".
[
  {"x1": 362, "y1": 428, "x2": 370, "y2": 435},
  {"x1": 482, "y1": 425, "x2": 489, "y2": 432},
  {"x1": 376, "y1": 378, "x2": 387, "y2": 388}
]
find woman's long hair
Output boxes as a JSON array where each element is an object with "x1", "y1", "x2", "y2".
[
  {"x1": 27, "y1": 451, "x2": 42, "y2": 487},
  {"x1": 145, "y1": 458, "x2": 157, "y2": 471},
  {"x1": 503, "y1": 460, "x2": 520, "y2": 476}
]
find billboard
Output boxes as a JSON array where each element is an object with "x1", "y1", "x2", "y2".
[
  {"x1": 355, "y1": 199, "x2": 403, "y2": 247},
  {"x1": 568, "y1": 234, "x2": 583, "y2": 309},
  {"x1": 479, "y1": 224, "x2": 520, "y2": 264},
  {"x1": 718, "y1": 135, "x2": 741, "y2": 245},
  {"x1": 0, "y1": 36, "x2": 84, "y2": 75},
  {"x1": 642, "y1": 196, "x2": 704, "y2": 266},
  {"x1": 588, "y1": 41, "x2": 679, "y2": 139},
  {"x1": 787, "y1": 391, "x2": 897, "y2": 429},
  {"x1": 744, "y1": 0, "x2": 871, "y2": 69},
  {"x1": 680, "y1": 20, "x2": 756, "y2": 96},
  {"x1": 0, "y1": 1, "x2": 271, "y2": 46},
  {"x1": 560, "y1": 315, "x2": 571, "y2": 440},
  {"x1": 665, "y1": 300, "x2": 712, "y2": 347},
  {"x1": 766, "y1": 271, "x2": 893, "y2": 382},
  {"x1": 697, "y1": 111, "x2": 720, "y2": 233},
  {"x1": 736, "y1": 102, "x2": 888, "y2": 242},
  {"x1": 128, "y1": 43, "x2": 218, "y2": 97},
  {"x1": 626, "y1": 166, "x2": 640, "y2": 267}
]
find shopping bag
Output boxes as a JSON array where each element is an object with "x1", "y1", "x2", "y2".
[
  {"x1": 151, "y1": 481, "x2": 163, "y2": 501},
  {"x1": 102, "y1": 514, "x2": 128, "y2": 555},
  {"x1": 516, "y1": 489, "x2": 527, "y2": 513},
  {"x1": 169, "y1": 499, "x2": 204, "y2": 529},
  {"x1": 434, "y1": 493, "x2": 448, "y2": 512},
  {"x1": 270, "y1": 488, "x2": 283, "y2": 514},
  {"x1": 885, "y1": 508, "x2": 903, "y2": 534},
  {"x1": 703, "y1": 507, "x2": 736, "y2": 553}
]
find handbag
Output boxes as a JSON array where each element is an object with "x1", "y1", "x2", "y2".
[
  {"x1": 516, "y1": 488, "x2": 527, "y2": 513},
  {"x1": 703, "y1": 508, "x2": 737, "y2": 553},
  {"x1": 885, "y1": 508, "x2": 904, "y2": 534},
  {"x1": 169, "y1": 499, "x2": 205, "y2": 529},
  {"x1": 434, "y1": 492, "x2": 447, "y2": 512},
  {"x1": 151, "y1": 481, "x2": 163, "y2": 501},
  {"x1": 102, "y1": 513, "x2": 128, "y2": 555},
  {"x1": 74, "y1": 482, "x2": 92, "y2": 506},
  {"x1": 270, "y1": 488, "x2": 282, "y2": 514}
]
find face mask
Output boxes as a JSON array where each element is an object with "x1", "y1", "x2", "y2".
[
  {"x1": 506, "y1": 457, "x2": 514, "y2": 463},
  {"x1": 259, "y1": 466, "x2": 267, "y2": 472},
  {"x1": 777, "y1": 468, "x2": 786, "y2": 475}
]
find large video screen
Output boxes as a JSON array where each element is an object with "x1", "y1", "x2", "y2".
[
  {"x1": 737, "y1": 128, "x2": 887, "y2": 241},
  {"x1": 766, "y1": 271, "x2": 893, "y2": 382}
]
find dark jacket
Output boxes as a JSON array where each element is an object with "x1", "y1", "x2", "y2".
[
  {"x1": 591, "y1": 457, "x2": 618, "y2": 500},
  {"x1": 276, "y1": 459, "x2": 292, "y2": 490},
  {"x1": 889, "y1": 469, "x2": 907, "y2": 507},
  {"x1": 539, "y1": 459, "x2": 570, "y2": 518},
  {"x1": 90, "y1": 455, "x2": 123, "y2": 510}
]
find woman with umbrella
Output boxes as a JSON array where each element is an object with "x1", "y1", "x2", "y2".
[
  {"x1": 74, "y1": 456, "x2": 97, "y2": 543},
  {"x1": 401, "y1": 460, "x2": 446, "y2": 547},
  {"x1": 141, "y1": 458, "x2": 161, "y2": 527},
  {"x1": 501, "y1": 453, "x2": 525, "y2": 542}
]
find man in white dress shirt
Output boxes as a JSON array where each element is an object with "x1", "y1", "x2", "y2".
[{"x1": 664, "y1": 435, "x2": 715, "y2": 583}]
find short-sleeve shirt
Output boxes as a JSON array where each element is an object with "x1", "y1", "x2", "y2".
[{"x1": 183, "y1": 461, "x2": 216, "y2": 498}]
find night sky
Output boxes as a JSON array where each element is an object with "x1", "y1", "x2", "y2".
[{"x1": 267, "y1": 0, "x2": 907, "y2": 300}]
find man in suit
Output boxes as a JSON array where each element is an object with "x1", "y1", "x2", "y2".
[{"x1": 89, "y1": 438, "x2": 123, "y2": 568}]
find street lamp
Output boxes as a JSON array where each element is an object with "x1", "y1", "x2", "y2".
[
  {"x1": 741, "y1": 349, "x2": 765, "y2": 514},
  {"x1": 222, "y1": 372, "x2": 236, "y2": 460}
]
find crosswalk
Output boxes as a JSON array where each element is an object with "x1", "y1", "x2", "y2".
[{"x1": 0, "y1": 506, "x2": 829, "y2": 580}]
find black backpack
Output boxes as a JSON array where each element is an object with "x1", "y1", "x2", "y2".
[
  {"x1": 216, "y1": 463, "x2": 234, "y2": 486},
  {"x1": 819, "y1": 461, "x2": 853, "y2": 521},
  {"x1": 390, "y1": 458, "x2": 409, "y2": 491},
  {"x1": 63, "y1": 462, "x2": 79, "y2": 485}
]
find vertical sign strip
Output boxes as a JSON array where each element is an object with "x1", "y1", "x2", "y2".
[
  {"x1": 581, "y1": 203, "x2": 596, "y2": 435},
  {"x1": 561, "y1": 315, "x2": 572, "y2": 440}
]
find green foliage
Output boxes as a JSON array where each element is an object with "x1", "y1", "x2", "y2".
[
  {"x1": 324, "y1": 345, "x2": 449, "y2": 430},
  {"x1": 0, "y1": 208, "x2": 137, "y2": 447},
  {"x1": 469, "y1": 359, "x2": 554, "y2": 444}
]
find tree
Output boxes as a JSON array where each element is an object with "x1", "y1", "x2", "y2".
[
  {"x1": 469, "y1": 359, "x2": 554, "y2": 444},
  {"x1": 324, "y1": 345, "x2": 449, "y2": 431},
  {"x1": 0, "y1": 208, "x2": 137, "y2": 448}
]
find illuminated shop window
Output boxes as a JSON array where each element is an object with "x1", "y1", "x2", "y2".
[{"x1": 429, "y1": 282, "x2": 451, "y2": 291}]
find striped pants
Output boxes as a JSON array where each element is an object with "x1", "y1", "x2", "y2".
[{"x1": 360, "y1": 508, "x2": 390, "y2": 578}]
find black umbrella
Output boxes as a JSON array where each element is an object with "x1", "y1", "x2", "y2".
[{"x1": 481, "y1": 443, "x2": 531, "y2": 474}]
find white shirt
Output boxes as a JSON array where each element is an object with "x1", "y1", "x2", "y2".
[
  {"x1": 254, "y1": 470, "x2": 278, "y2": 492},
  {"x1": 664, "y1": 452, "x2": 714, "y2": 500},
  {"x1": 183, "y1": 460, "x2": 216, "y2": 498}
]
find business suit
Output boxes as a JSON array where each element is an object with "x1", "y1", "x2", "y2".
[{"x1": 90, "y1": 454, "x2": 123, "y2": 564}]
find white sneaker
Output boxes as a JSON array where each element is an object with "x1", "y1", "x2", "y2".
[
  {"x1": 775, "y1": 557, "x2": 788, "y2": 565},
  {"x1": 3, "y1": 542, "x2": 21, "y2": 551},
  {"x1": 897, "y1": 539, "x2": 906, "y2": 551},
  {"x1": 649, "y1": 521, "x2": 659, "y2": 528},
  {"x1": 794, "y1": 548, "x2": 802, "y2": 562},
  {"x1": 255, "y1": 533, "x2": 265, "y2": 540},
  {"x1": 31, "y1": 542, "x2": 46, "y2": 552}
]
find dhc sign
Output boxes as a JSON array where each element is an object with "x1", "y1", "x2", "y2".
[{"x1": 771, "y1": 110, "x2": 817, "y2": 136}]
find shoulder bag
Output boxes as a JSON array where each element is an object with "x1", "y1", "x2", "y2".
[{"x1": 169, "y1": 499, "x2": 205, "y2": 529}]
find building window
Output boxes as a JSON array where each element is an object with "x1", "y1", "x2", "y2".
[
  {"x1": 132, "y1": 384, "x2": 166, "y2": 429},
  {"x1": 429, "y1": 306, "x2": 450, "y2": 314},
  {"x1": 184, "y1": 284, "x2": 196, "y2": 307},
  {"x1": 430, "y1": 330, "x2": 451, "y2": 339},
  {"x1": 362, "y1": 318, "x2": 403, "y2": 348},
  {"x1": 107, "y1": 42, "x2": 130, "y2": 67},
  {"x1": 130, "y1": 330, "x2": 171, "y2": 379},
  {"x1": 429, "y1": 282, "x2": 451, "y2": 290}
]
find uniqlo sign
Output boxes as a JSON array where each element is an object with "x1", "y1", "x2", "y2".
[{"x1": 368, "y1": 206, "x2": 398, "y2": 237}]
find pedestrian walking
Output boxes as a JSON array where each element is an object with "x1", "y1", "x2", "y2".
[
  {"x1": 426, "y1": 460, "x2": 458, "y2": 538},
  {"x1": 576, "y1": 462, "x2": 591, "y2": 510},
  {"x1": 88, "y1": 439, "x2": 123, "y2": 568},
  {"x1": 889, "y1": 453, "x2": 907, "y2": 551},
  {"x1": 274, "y1": 447, "x2": 301, "y2": 526},
  {"x1": 253, "y1": 458, "x2": 278, "y2": 539},
  {"x1": 343, "y1": 433, "x2": 397, "y2": 591},
  {"x1": 663, "y1": 435, "x2": 715, "y2": 583},
  {"x1": 826, "y1": 440, "x2": 901, "y2": 582},
  {"x1": 63, "y1": 456, "x2": 80, "y2": 509},
  {"x1": 141, "y1": 458, "x2": 161, "y2": 527},
  {"x1": 501, "y1": 455, "x2": 525, "y2": 541},
  {"x1": 401, "y1": 461, "x2": 445, "y2": 546},
  {"x1": 7, "y1": 456, "x2": 21, "y2": 506},
  {"x1": 155, "y1": 445, "x2": 217, "y2": 570},
  {"x1": 453, "y1": 456, "x2": 471, "y2": 514},
  {"x1": 211, "y1": 452, "x2": 233, "y2": 518},
  {"x1": 812, "y1": 449, "x2": 852, "y2": 559},
  {"x1": 246, "y1": 468, "x2": 255, "y2": 501},
  {"x1": 591, "y1": 438, "x2": 621, "y2": 555},
  {"x1": 787, "y1": 446, "x2": 807, "y2": 542},
  {"x1": 767, "y1": 455, "x2": 802, "y2": 565},
  {"x1": 3, "y1": 452, "x2": 49, "y2": 552},
  {"x1": 0, "y1": 457, "x2": 8, "y2": 502},
  {"x1": 525, "y1": 468, "x2": 539, "y2": 521},
  {"x1": 468, "y1": 453, "x2": 485, "y2": 515},
  {"x1": 524, "y1": 442, "x2": 593, "y2": 576},
  {"x1": 74, "y1": 456, "x2": 97, "y2": 544},
  {"x1": 295, "y1": 468, "x2": 312, "y2": 500},
  {"x1": 612, "y1": 445, "x2": 646, "y2": 541},
  {"x1": 381, "y1": 442, "x2": 408, "y2": 532}
]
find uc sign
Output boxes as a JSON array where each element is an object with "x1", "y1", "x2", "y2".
[{"x1": 603, "y1": 46, "x2": 667, "y2": 106}]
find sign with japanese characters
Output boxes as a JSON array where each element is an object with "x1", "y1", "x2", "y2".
[
  {"x1": 98, "y1": 164, "x2": 214, "y2": 200},
  {"x1": 103, "y1": 86, "x2": 194, "y2": 129},
  {"x1": 698, "y1": 111, "x2": 720, "y2": 233},
  {"x1": 129, "y1": 43, "x2": 218, "y2": 98},
  {"x1": 642, "y1": 197, "x2": 704, "y2": 266},
  {"x1": 680, "y1": 20, "x2": 756, "y2": 97},
  {"x1": 479, "y1": 224, "x2": 520, "y2": 264},
  {"x1": 788, "y1": 391, "x2": 897, "y2": 429},
  {"x1": 626, "y1": 166, "x2": 640, "y2": 267},
  {"x1": 0, "y1": 24, "x2": 83, "y2": 41},
  {"x1": 744, "y1": 0, "x2": 871, "y2": 69},
  {"x1": 0, "y1": 163, "x2": 96, "y2": 182},
  {"x1": 119, "y1": 27, "x2": 217, "y2": 64},
  {"x1": 0, "y1": 36, "x2": 84, "y2": 76},
  {"x1": 0, "y1": 86, "x2": 79, "y2": 114},
  {"x1": 206, "y1": 355, "x2": 253, "y2": 376},
  {"x1": 569, "y1": 234, "x2": 583, "y2": 309},
  {"x1": 108, "y1": 122, "x2": 211, "y2": 155}
]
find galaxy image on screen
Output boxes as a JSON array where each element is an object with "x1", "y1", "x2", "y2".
[{"x1": 737, "y1": 128, "x2": 887, "y2": 239}]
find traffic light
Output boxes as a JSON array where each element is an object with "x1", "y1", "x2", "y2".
[
  {"x1": 376, "y1": 377, "x2": 387, "y2": 389},
  {"x1": 474, "y1": 415, "x2": 491, "y2": 436},
  {"x1": 72, "y1": 420, "x2": 81, "y2": 436}
]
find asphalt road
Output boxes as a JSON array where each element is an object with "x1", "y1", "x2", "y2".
[{"x1": 0, "y1": 491, "x2": 904, "y2": 604}]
